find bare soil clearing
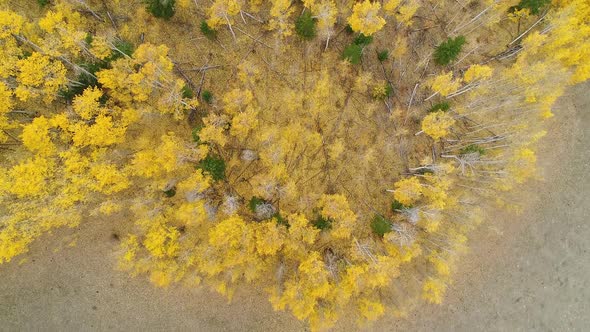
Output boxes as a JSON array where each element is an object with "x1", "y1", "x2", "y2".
[{"x1": 0, "y1": 82, "x2": 588, "y2": 331}]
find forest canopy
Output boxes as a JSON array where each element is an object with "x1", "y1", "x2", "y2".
[{"x1": 0, "y1": 0, "x2": 588, "y2": 330}]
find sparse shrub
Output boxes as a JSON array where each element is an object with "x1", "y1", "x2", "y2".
[
  {"x1": 182, "y1": 85, "x2": 194, "y2": 99},
  {"x1": 198, "y1": 155, "x2": 226, "y2": 181},
  {"x1": 60, "y1": 63, "x2": 103, "y2": 101},
  {"x1": 343, "y1": 44, "x2": 363, "y2": 64},
  {"x1": 354, "y1": 33, "x2": 373, "y2": 47},
  {"x1": 510, "y1": 0, "x2": 551, "y2": 15},
  {"x1": 145, "y1": 0, "x2": 175, "y2": 19},
  {"x1": 248, "y1": 196, "x2": 265, "y2": 212},
  {"x1": 312, "y1": 215, "x2": 333, "y2": 230},
  {"x1": 84, "y1": 33, "x2": 93, "y2": 45},
  {"x1": 343, "y1": 34, "x2": 373, "y2": 64},
  {"x1": 191, "y1": 126, "x2": 203, "y2": 143},
  {"x1": 163, "y1": 186, "x2": 176, "y2": 197},
  {"x1": 460, "y1": 144, "x2": 486, "y2": 155},
  {"x1": 202, "y1": 90, "x2": 213, "y2": 104},
  {"x1": 391, "y1": 199, "x2": 412, "y2": 212},
  {"x1": 428, "y1": 102, "x2": 451, "y2": 113},
  {"x1": 200, "y1": 21, "x2": 217, "y2": 40},
  {"x1": 372, "y1": 82, "x2": 393, "y2": 99},
  {"x1": 377, "y1": 50, "x2": 389, "y2": 62},
  {"x1": 434, "y1": 36, "x2": 466, "y2": 66},
  {"x1": 273, "y1": 213, "x2": 289, "y2": 227},
  {"x1": 371, "y1": 214, "x2": 392, "y2": 237},
  {"x1": 295, "y1": 11, "x2": 317, "y2": 40},
  {"x1": 345, "y1": 24, "x2": 354, "y2": 34},
  {"x1": 107, "y1": 39, "x2": 134, "y2": 61}
]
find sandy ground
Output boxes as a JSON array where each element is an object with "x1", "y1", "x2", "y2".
[{"x1": 0, "y1": 81, "x2": 588, "y2": 331}]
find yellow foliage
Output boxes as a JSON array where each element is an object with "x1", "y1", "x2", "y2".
[
  {"x1": 73, "y1": 87, "x2": 104, "y2": 120},
  {"x1": 21, "y1": 116, "x2": 56, "y2": 156},
  {"x1": 0, "y1": 10, "x2": 24, "y2": 39},
  {"x1": 38, "y1": 4, "x2": 86, "y2": 56},
  {"x1": 422, "y1": 278, "x2": 447, "y2": 304},
  {"x1": 283, "y1": 214, "x2": 319, "y2": 258},
  {"x1": 268, "y1": 0, "x2": 295, "y2": 37},
  {"x1": 272, "y1": 251, "x2": 332, "y2": 323},
  {"x1": 208, "y1": 215, "x2": 248, "y2": 249},
  {"x1": 421, "y1": 111, "x2": 455, "y2": 140},
  {"x1": 508, "y1": 8, "x2": 530, "y2": 22},
  {"x1": 317, "y1": 194, "x2": 357, "y2": 239},
  {"x1": 348, "y1": 0, "x2": 386, "y2": 36},
  {"x1": 97, "y1": 43, "x2": 189, "y2": 118},
  {"x1": 395, "y1": 0, "x2": 420, "y2": 26},
  {"x1": 143, "y1": 220, "x2": 180, "y2": 258},
  {"x1": 371, "y1": 81, "x2": 390, "y2": 99},
  {"x1": 177, "y1": 170, "x2": 212, "y2": 196},
  {"x1": 255, "y1": 221, "x2": 285, "y2": 256},
  {"x1": 383, "y1": 0, "x2": 402, "y2": 14},
  {"x1": 427, "y1": 253, "x2": 451, "y2": 276},
  {"x1": 0, "y1": 220, "x2": 34, "y2": 263},
  {"x1": 429, "y1": 71, "x2": 461, "y2": 97},
  {"x1": 393, "y1": 177, "x2": 422, "y2": 206},
  {"x1": 224, "y1": 88, "x2": 254, "y2": 114},
  {"x1": 71, "y1": 114, "x2": 126, "y2": 147},
  {"x1": 422, "y1": 173, "x2": 452, "y2": 210},
  {"x1": 230, "y1": 106, "x2": 259, "y2": 140},
  {"x1": 392, "y1": 35, "x2": 408, "y2": 58},
  {"x1": 131, "y1": 134, "x2": 204, "y2": 178},
  {"x1": 353, "y1": 72, "x2": 372, "y2": 93},
  {"x1": 16, "y1": 52, "x2": 67, "y2": 103},
  {"x1": 150, "y1": 270, "x2": 174, "y2": 288},
  {"x1": 0, "y1": 84, "x2": 13, "y2": 142},
  {"x1": 358, "y1": 298, "x2": 385, "y2": 321},
  {"x1": 3, "y1": 157, "x2": 53, "y2": 198},
  {"x1": 328, "y1": 139, "x2": 345, "y2": 160},
  {"x1": 0, "y1": 81, "x2": 13, "y2": 115},
  {"x1": 312, "y1": 0, "x2": 337, "y2": 38},
  {"x1": 463, "y1": 64, "x2": 493, "y2": 83},
  {"x1": 90, "y1": 36, "x2": 113, "y2": 60},
  {"x1": 174, "y1": 201, "x2": 209, "y2": 225},
  {"x1": 207, "y1": 0, "x2": 242, "y2": 28},
  {"x1": 89, "y1": 163, "x2": 131, "y2": 194},
  {"x1": 199, "y1": 114, "x2": 229, "y2": 147},
  {"x1": 508, "y1": 148, "x2": 537, "y2": 183},
  {"x1": 98, "y1": 201, "x2": 123, "y2": 215},
  {"x1": 237, "y1": 61, "x2": 261, "y2": 84}
]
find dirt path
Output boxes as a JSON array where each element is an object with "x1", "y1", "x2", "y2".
[{"x1": 0, "y1": 82, "x2": 588, "y2": 331}]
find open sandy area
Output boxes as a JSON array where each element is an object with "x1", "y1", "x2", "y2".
[{"x1": 0, "y1": 81, "x2": 588, "y2": 331}]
